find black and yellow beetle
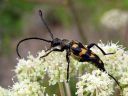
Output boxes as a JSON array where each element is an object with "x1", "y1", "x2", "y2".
[{"x1": 16, "y1": 10, "x2": 122, "y2": 90}]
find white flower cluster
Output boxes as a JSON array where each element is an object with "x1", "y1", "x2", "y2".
[
  {"x1": 119, "y1": 64, "x2": 128, "y2": 95},
  {"x1": 96, "y1": 42, "x2": 128, "y2": 77},
  {"x1": 15, "y1": 50, "x2": 75, "y2": 85},
  {"x1": 76, "y1": 70, "x2": 114, "y2": 96},
  {"x1": 9, "y1": 79, "x2": 46, "y2": 96},
  {"x1": 101, "y1": 9, "x2": 128, "y2": 30},
  {"x1": 123, "y1": 88, "x2": 128, "y2": 96},
  {"x1": 77, "y1": 41, "x2": 128, "y2": 95},
  {"x1": 15, "y1": 51, "x2": 46, "y2": 82},
  {"x1": 0, "y1": 42, "x2": 128, "y2": 96},
  {"x1": 43, "y1": 51, "x2": 68, "y2": 85},
  {"x1": 0, "y1": 86, "x2": 9, "y2": 96}
]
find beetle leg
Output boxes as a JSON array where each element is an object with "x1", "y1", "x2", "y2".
[
  {"x1": 108, "y1": 73, "x2": 122, "y2": 90},
  {"x1": 40, "y1": 46, "x2": 64, "y2": 58},
  {"x1": 40, "y1": 48, "x2": 53, "y2": 58},
  {"x1": 66, "y1": 49, "x2": 71, "y2": 82},
  {"x1": 87, "y1": 43, "x2": 115, "y2": 55}
]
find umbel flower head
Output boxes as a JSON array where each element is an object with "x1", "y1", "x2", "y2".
[
  {"x1": 15, "y1": 51, "x2": 47, "y2": 82},
  {"x1": 15, "y1": 41, "x2": 128, "y2": 95},
  {"x1": 9, "y1": 79, "x2": 46, "y2": 96},
  {"x1": 76, "y1": 70, "x2": 114, "y2": 96},
  {"x1": 9, "y1": 79, "x2": 57, "y2": 96},
  {"x1": 15, "y1": 50, "x2": 76, "y2": 85},
  {"x1": 1, "y1": 41, "x2": 128, "y2": 96},
  {"x1": 76, "y1": 41, "x2": 128, "y2": 96},
  {"x1": 101, "y1": 9, "x2": 128, "y2": 30},
  {"x1": 11, "y1": 80, "x2": 45, "y2": 96},
  {"x1": 94, "y1": 41, "x2": 128, "y2": 78},
  {"x1": 42, "y1": 51, "x2": 69, "y2": 85},
  {"x1": 0, "y1": 86, "x2": 9, "y2": 96}
]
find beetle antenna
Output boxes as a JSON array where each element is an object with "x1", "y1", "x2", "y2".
[
  {"x1": 39, "y1": 10, "x2": 54, "y2": 40},
  {"x1": 16, "y1": 37, "x2": 52, "y2": 58}
]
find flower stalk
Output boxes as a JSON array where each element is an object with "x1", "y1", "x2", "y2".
[
  {"x1": 66, "y1": 0, "x2": 87, "y2": 43},
  {"x1": 58, "y1": 82, "x2": 66, "y2": 96},
  {"x1": 64, "y1": 81, "x2": 71, "y2": 96}
]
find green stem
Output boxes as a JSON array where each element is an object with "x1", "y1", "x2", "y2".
[
  {"x1": 66, "y1": 0, "x2": 87, "y2": 43},
  {"x1": 58, "y1": 82, "x2": 66, "y2": 96},
  {"x1": 78, "y1": 63, "x2": 84, "y2": 96},
  {"x1": 64, "y1": 81, "x2": 71, "y2": 96}
]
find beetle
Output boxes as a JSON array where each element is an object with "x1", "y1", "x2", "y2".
[{"x1": 16, "y1": 10, "x2": 122, "y2": 90}]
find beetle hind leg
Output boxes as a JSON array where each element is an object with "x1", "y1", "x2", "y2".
[{"x1": 87, "y1": 43, "x2": 115, "y2": 55}]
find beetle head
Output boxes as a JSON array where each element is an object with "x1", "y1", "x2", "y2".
[{"x1": 51, "y1": 38, "x2": 62, "y2": 47}]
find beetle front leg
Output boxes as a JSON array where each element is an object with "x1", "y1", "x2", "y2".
[
  {"x1": 66, "y1": 49, "x2": 71, "y2": 82},
  {"x1": 40, "y1": 48, "x2": 53, "y2": 58},
  {"x1": 40, "y1": 46, "x2": 64, "y2": 58}
]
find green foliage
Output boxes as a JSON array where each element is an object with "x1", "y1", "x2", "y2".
[
  {"x1": 0, "y1": 0, "x2": 34, "y2": 56},
  {"x1": 53, "y1": 7, "x2": 71, "y2": 27},
  {"x1": 73, "y1": 0, "x2": 128, "y2": 24},
  {"x1": 0, "y1": 0, "x2": 34, "y2": 34},
  {"x1": 120, "y1": 0, "x2": 128, "y2": 9},
  {"x1": 46, "y1": 6, "x2": 72, "y2": 27},
  {"x1": 1, "y1": 0, "x2": 128, "y2": 55}
]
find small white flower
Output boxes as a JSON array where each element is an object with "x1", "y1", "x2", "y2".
[
  {"x1": 76, "y1": 70, "x2": 114, "y2": 96},
  {"x1": 10, "y1": 79, "x2": 46, "y2": 96},
  {"x1": 44, "y1": 51, "x2": 69, "y2": 85},
  {"x1": 123, "y1": 88, "x2": 128, "y2": 96},
  {"x1": 0, "y1": 86, "x2": 9, "y2": 96},
  {"x1": 119, "y1": 67, "x2": 128, "y2": 85},
  {"x1": 15, "y1": 50, "x2": 46, "y2": 82}
]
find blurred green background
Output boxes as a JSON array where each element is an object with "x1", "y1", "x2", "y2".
[{"x1": 0, "y1": 0, "x2": 128, "y2": 95}]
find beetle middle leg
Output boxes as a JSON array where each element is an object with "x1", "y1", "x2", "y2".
[{"x1": 87, "y1": 43, "x2": 115, "y2": 55}]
